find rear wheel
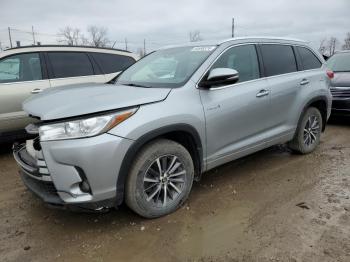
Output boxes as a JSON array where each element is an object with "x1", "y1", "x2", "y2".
[
  {"x1": 125, "y1": 139, "x2": 194, "y2": 218},
  {"x1": 288, "y1": 107, "x2": 322, "y2": 154}
]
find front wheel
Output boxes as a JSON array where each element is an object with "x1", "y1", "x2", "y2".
[
  {"x1": 125, "y1": 139, "x2": 194, "y2": 218},
  {"x1": 288, "y1": 107, "x2": 323, "y2": 154}
]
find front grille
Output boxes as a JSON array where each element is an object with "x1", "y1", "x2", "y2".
[
  {"x1": 331, "y1": 89, "x2": 350, "y2": 98},
  {"x1": 33, "y1": 137, "x2": 41, "y2": 151},
  {"x1": 13, "y1": 142, "x2": 51, "y2": 181},
  {"x1": 18, "y1": 146, "x2": 37, "y2": 169}
]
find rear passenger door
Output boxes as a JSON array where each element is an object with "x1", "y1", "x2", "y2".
[
  {"x1": 294, "y1": 46, "x2": 323, "y2": 94},
  {"x1": 90, "y1": 52, "x2": 136, "y2": 81},
  {"x1": 259, "y1": 44, "x2": 302, "y2": 135},
  {"x1": 46, "y1": 52, "x2": 106, "y2": 88}
]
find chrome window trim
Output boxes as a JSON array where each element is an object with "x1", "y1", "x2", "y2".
[
  {"x1": 0, "y1": 79, "x2": 49, "y2": 85},
  {"x1": 196, "y1": 42, "x2": 324, "y2": 91},
  {"x1": 48, "y1": 74, "x2": 105, "y2": 81}
]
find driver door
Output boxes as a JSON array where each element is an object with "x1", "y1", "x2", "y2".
[{"x1": 199, "y1": 44, "x2": 272, "y2": 169}]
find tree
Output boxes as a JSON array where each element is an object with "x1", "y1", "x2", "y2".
[
  {"x1": 318, "y1": 38, "x2": 327, "y2": 56},
  {"x1": 87, "y1": 26, "x2": 109, "y2": 47},
  {"x1": 327, "y1": 37, "x2": 338, "y2": 56},
  {"x1": 189, "y1": 30, "x2": 202, "y2": 42},
  {"x1": 342, "y1": 32, "x2": 350, "y2": 50},
  {"x1": 58, "y1": 26, "x2": 85, "y2": 45}
]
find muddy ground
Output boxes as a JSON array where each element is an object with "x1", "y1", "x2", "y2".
[{"x1": 0, "y1": 119, "x2": 349, "y2": 262}]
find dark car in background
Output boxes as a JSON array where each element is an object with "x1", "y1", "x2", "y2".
[{"x1": 327, "y1": 51, "x2": 350, "y2": 116}]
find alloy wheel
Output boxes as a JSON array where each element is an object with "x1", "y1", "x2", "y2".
[
  {"x1": 143, "y1": 155, "x2": 186, "y2": 207},
  {"x1": 303, "y1": 115, "x2": 320, "y2": 146}
]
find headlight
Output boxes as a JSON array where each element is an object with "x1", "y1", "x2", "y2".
[{"x1": 39, "y1": 108, "x2": 137, "y2": 141}]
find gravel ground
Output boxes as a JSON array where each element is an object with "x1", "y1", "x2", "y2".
[{"x1": 0, "y1": 119, "x2": 349, "y2": 262}]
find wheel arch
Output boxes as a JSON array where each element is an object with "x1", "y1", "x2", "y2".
[
  {"x1": 299, "y1": 96, "x2": 329, "y2": 132},
  {"x1": 115, "y1": 124, "x2": 203, "y2": 206}
]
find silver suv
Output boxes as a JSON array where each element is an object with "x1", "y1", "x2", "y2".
[{"x1": 13, "y1": 37, "x2": 332, "y2": 218}]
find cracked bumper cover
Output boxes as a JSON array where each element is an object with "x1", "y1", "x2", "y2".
[{"x1": 13, "y1": 133, "x2": 133, "y2": 210}]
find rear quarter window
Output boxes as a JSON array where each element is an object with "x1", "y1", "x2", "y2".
[
  {"x1": 296, "y1": 46, "x2": 322, "y2": 70},
  {"x1": 91, "y1": 53, "x2": 135, "y2": 74},
  {"x1": 48, "y1": 52, "x2": 94, "y2": 78},
  {"x1": 260, "y1": 44, "x2": 297, "y2": 77}
]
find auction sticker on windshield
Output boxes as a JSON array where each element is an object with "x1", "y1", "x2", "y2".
[{"x1": 191, "y1": 46, "x2": 216, "y2": 52}]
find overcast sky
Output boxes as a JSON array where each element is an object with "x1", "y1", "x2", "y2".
[{"x1": 1, "y1": 0, "x2": 349, "y2": 52}]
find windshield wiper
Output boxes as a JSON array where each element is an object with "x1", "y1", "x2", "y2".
[{"x1": 122, "y1": 83, "x2": 152, "y2": 88}]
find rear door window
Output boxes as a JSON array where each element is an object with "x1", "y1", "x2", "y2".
[
  {"x1": 260, "y1": 44, "x2": 297, "y2": 77},
  {"x1": 91, "y1": 53, "x2": 135, "y2": 74},
  {"x1": 0, "y1": 53, "x2": 42, "y2": 83},
  {"x1": 296, "y1": 46, "x2": 322, "y2": 70},
  {"x1": 48, "y1": 52, "x2": 94, "y2": 78}
]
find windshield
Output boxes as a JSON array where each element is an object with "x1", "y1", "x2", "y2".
[
  {"x1": 327, "y1": 52, "x2": 350, "y2": 72},
  {"x1": 116, "y1": 46, "x2": 216, "y2": 88}
]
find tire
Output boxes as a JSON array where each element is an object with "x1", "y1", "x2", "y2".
[
  {"x1": 125, "y1": 139, "x2": 194, "y2": 218},
  {"x1": 288, "y1": 107, "x2": 323, "y2": 154}
]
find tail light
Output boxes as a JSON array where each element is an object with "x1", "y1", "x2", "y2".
[{"x1": 326, "y1": 70, "x2": 334, "y2": 79}]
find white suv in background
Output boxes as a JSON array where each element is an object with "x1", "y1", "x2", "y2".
[{"x1": 0, "y1": 45, "x2": 138, "y2": 141}]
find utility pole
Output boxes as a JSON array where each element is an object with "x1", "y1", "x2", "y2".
[
  {"x1": 32, "y1": 26, "x2": 36, "y2": 45},
  {"x1": 143, "y1": 39, "x2": 146, "y2": 55},
  {"x1": 8, "y1": 27, "x2": 12, "y2": 48},
  {"x1": 232, "y1": 18, "x2": 235, "y2": 38},
  {"x1": 125, "y1": 38, "x2": 128, "y2": 51}
]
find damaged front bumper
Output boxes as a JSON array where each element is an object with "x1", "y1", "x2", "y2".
[
  {"x1": 13, "y1": 141, "x2": 65, "y2": 206},
  {"x1": 13, "y1": 133, "x2": 133, "y2": 212}
]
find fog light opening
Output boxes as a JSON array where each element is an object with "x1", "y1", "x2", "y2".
[{"x1": 75, "y1": 167, "x2": 92, "y2": 194}]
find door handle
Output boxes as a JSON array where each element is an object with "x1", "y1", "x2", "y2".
[
  {"x1": 256, "y1": 89, "x2": 270, "y2": 98},
  {"x1": 31, "y1": 88, "x2": 43, "y2": 94},
  {"x1": 300, "y1": 79, "x2": 310, "y2": 86}
]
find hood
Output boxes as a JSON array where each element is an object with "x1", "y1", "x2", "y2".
[
  {"x1": 331, "y1": 72, "x2": 350, "y2": 88},
  {"x1": 23, "y1": 83, "x2": 171, "y2": 120}
]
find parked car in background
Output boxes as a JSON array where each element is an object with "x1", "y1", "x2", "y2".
[
  {"x1": 13, "y1": 37, "x2": 332, "y2": 218},
  {"x1": 327, "y1": 51, "x2": 350, "y2": 116},
  {"x1": 0, "y1": 45, "x2": 138, "y2": 141}
]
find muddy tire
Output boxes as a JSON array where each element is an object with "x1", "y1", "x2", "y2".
[
  {"x1": 125, "y1": 139, "x2": 194, "y2": 218},
  {"x1": 288, "y1": 107, "x2": 322, "y2": 154}
]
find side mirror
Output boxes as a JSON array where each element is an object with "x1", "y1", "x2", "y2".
[{"x1": 199, "y1": 68, "x2": 239, "y2": 88}]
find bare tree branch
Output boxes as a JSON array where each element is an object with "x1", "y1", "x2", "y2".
[
  {"x1": 342, "y1": 32, "x2": 350, "y2": 50},
  {"x1": 327, "y1": 37, "x2": 339, "y2": 56},
  {"x1": 58, "y1": 26, "x2": 85, "y2": 46},
  {"x1": 87, "y1": 26, "x2": 109, "y2": 47},
  {"x1": 318, "y1": 38, "x2": 327, "y2": 56},
  {"x1": 189, "y1": 30, "x2": 202, "y2": 42}
]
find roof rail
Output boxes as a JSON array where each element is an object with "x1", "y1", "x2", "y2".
[{"x1": 5, "y1": 44, "x2": 131, "y2": 53}]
